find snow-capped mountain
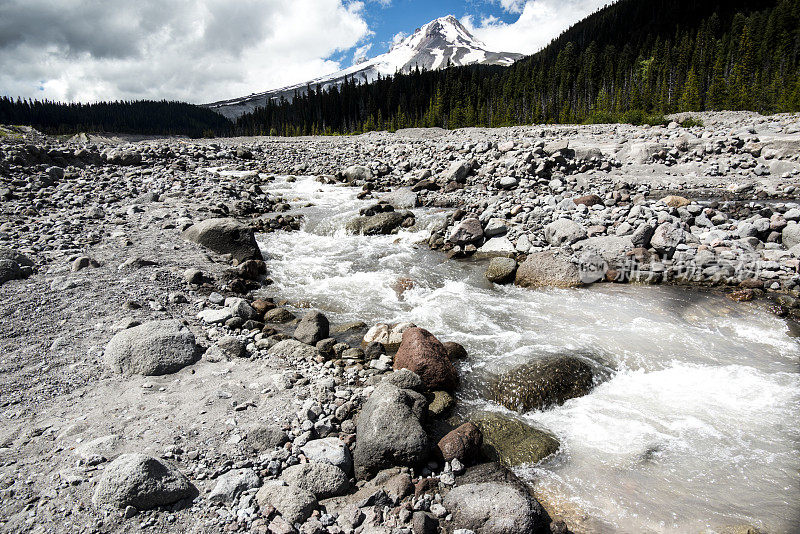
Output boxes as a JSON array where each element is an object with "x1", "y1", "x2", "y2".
[{"x1": 205, "y1": 15, "x2": 524, "y2": 120}]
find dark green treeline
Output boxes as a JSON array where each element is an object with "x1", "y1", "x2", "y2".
[
  {"x1": 0, "y1": 98, "x2": 232, "y2": 138},
  {"x1": 235, "y1": 0, "x2": 800, "y2": 136}
]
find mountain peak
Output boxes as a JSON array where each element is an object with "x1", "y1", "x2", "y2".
[{"x1": 205, "y1": 15, "x2": 524, "y2": 119}]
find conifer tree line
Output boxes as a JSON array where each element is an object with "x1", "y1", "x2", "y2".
[
  {"x1": 235, "y1": 0, "x2": 800, "y2": 136},
  {"x1": 0, "y1": 98, "x2": 231, "y2": 138}
]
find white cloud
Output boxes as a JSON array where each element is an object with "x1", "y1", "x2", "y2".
[
  {"x1": 0, "y1": 0, "x2": 373, "y2": 103},
  {"x1": 353, "y1": 43, "x2": 372, "y2": 64},
  {"x1": 464, "y1": 0, "x2": 608, "y2": 55}
]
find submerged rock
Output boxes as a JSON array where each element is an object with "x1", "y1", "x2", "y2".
[
  {"x1": 490, "y1": 356, "x2": 595, "y2": 412},
  {"x1": 346, "y1": 211, "x2": 414, "y2": 235},
  {"x1": 472, "y1": 413, "x2": 559, "y2": 467}
]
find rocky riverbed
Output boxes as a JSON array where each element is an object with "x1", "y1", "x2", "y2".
[{"x1": 1, "y1": 111, "x2": 799, "y2": 534}]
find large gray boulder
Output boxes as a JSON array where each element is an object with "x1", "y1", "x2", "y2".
[
  {"x1": 381, "y1": 187, "x2": 418, "y2": 209},
  {"x1": 346, "y1": 211, "x2": 414, "y2": 235},
  {"x1": 573, "y1": 236, "x2": 634, "y2": 268},
  {"x1": 294, "y1": 311, "x2": 330, "y2": 345},
  {"x1": 92, "y1": 454, "x2": 195, "y2": 510},
  {"x1": 301, "y1": 438, "x2": 353, "y2": 476},
  {"x1": 514, "y1": 251, "x2": 582, "y2": 288},
  {"x1": 486, "y1": 257, "x2": 518, "y2": 284},
  {"x1": 544, "y1": 219, "x2": 586, "y2": 246},
  {"x1": 490, "y1": 356, "x2": 594, "y2": 413},
  {"x1": 104, "y1": 320, "x2": 199, "y2": 376},
  {"x1": 255, "y1": 480, "x2": 317, "y2": 524},
  {"x1": 353, "y1": 381, "x2": 429, "y2": 479},
  {"x1": 0, "y1": 259, "x2": 20, "y2": 285},
  {"x1": 650, "y1": 222, "x2": 686, "y2": 257},
  {"x1": 342, "y1": 165, "x2": 373, "y2": 182},
  {"x1": 442, "y1": 160, "x2": 471, "y2": 183},
  {"x1": 443, "y1": 481, "x2": 544, "y2": 534},
  {"x1": 182, "y1": 218, "x2": 262, "y2": 262},
  {"x1": 783, "y1": 223, "x2": 800, "y2": 249},
  {"x1": 280, "y1": 462, "x2": 349, "y2": 498},
  {"x1": 208, "y1": 469, "x2": 261, "y2": 503}
]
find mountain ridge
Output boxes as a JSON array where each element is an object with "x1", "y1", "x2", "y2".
[{"x1": 204, "y1": 15, "x2": 523, "y2": 120}]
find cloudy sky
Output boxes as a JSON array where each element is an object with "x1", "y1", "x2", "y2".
[{"x1": 0, "y1": 0, "x2": 607, "y2": 104}]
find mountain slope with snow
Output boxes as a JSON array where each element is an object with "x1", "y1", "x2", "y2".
[{"x1": 205, "y1": 16, "x2": 523, "y2": 120}]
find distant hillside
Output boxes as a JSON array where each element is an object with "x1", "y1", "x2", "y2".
[
  {"x1": 234, "y1": 0, "x2": 800, "y2": 135},
  {"x1": 0, "y1": 98, "x2": 232, "y2": 139}
]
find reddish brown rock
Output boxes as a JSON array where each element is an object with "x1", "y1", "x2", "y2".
[
  {"x1": 442, "y1": 341, "x2": 468, "y2": 361},
  {"x1": 393, "y1": 328, "x2": 459, "y2": 391},
  {"x1": 437, "y1": 423, "x2": 483, "y2": 463},
  {"x1": 251, "y1": 299, "x2": 276, "y2": 316},
  {"x1": 573, "y1": 194, "x2": 603, "y2": 207},
  {"x1": 728, "y1": 289, "x2": 755, "y2": 302}
]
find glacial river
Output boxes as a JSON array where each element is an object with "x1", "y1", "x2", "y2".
[{"x1": 257, "y1": 176, "x2": 800, "y2": 533}]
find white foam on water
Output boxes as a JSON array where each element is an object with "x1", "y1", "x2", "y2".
[{"x1": 257, "y1": 176, "x2": 800, "y2": 533}]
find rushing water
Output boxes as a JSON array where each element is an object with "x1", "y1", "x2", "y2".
[{"x1": 257, "y1": 176, "x2": 800, "y2": 533}]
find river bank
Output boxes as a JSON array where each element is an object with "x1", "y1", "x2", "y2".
[{"x1": 1, "y1": 112, "x2": 799, "y2": 533}]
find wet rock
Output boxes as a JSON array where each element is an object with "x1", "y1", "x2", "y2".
[
  {"x1": 92, "y1": 454, "x2": 195, "y2": 510},
  {"x1": 346, "y1": 211, "x2": 414, "y2": 235},
  {"x1": 443, "y1": 341, "x2": 468, "y2": 361},
  {"x1": 427, "y1": 390, "x2": 455, "y2": 417},
  {"x1": 264, "y1": 308, "x2": 296, "y2": 323},
  {"x1": 294, "y1": 311, "x2": 330, "y2": 345},
  {"x1": 182, "y1": 218, "x2": 263, "y2": 262},
  {"x1": 545, "y1": 219, "x2": 586, "y2": 246},
  {"x1": 256, "y1": 480, "x2": 317, "y2": 524},
  {"x1": 104, "y1": 320, "x2": 198, "y2": 376},
  {"x1": 393, "y1": 327, "x2": 458, "y2": 391},
  {"x1": 443, "y1": 481, "x2": 544, "y2": 534},
  {"x1": 280, "y1": 462, "x2": 349, "y2": 498},
  {"x1": 472, "y1": 413, "x2": 559, "y2": 467},
  {"x1": 514, "y1": 251, "x2": 582, "y2": 288},
  {"x1": 353, "y1": 381, "x2": 428, "y2": 479},
  {"x1": 437, "y1": 423, "x2": 482, "y2": 463},
  {"x1": 448, "y1": 218, "x2": 484, "y2": 247},
  {"x1": 486, "y1": 257, "x2": 518, "y2": 284},
  {"x1": 208, "y1": 469, "x2": 260, "y2": 503},
  {"x1": 490, "y1": 356, "x2": 594, "y2": 412}
]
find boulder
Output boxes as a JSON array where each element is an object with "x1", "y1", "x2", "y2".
[
  {"x1": 346, "y1": 211, "x2": 414, "y2": 235},
  {"x1": 182, "y1": 218, "x2": 262, "y2": 262},
  {"x1": 783, "y1": 223, "x2": 800, "y2": 249},
  {"x1": 382, "y1": 369, "x2": 425, "y2": 392},
  {"x1": 428, "y1": 390, "x2": 455, "y2": 417},
  {"x1": 0, "y1": 248, "x2": 33, "y2": 267},
  {"x1": 572, "y1": 194, "x2": 603, "y2": 207},
  {"x1": 443, "y1": 341, "x2": 468, "y2": 361},
  {"x1": 246, "y1": 425, "x2": 289, "y2": 452},
  {"x1": 448, "y1": 218, "x2": 484, "y2": 247},
  {"x1": 381, "y1": 187, "x2": 418, "y2": 209},
  {"x1": 353, "y1": 381, "x2": 428, "y2": 479},
  {"x1": 514, "y1": 251, "x2": 582, "y2": 288},
  {"x1": 256, "y1": 480, "x2": 317, "y2": 524},
  {"x1": 619, "y1": 142, "x2": 664, "y2": 164},
  {"x1": 472, "y1": 413, "x2": 559, "y2": 467},
  {"x1": 442, "y1": 160, "x2": 471, "y2": 183},
  {"x1": 92, "y1": 454, "x2": 195, "y2": 510},
  {"x1": 443, "y1": 481, "x2": 544, "y2": 534},
  {"x1": 280, "y1": 462, "x2": 349, "y2": 498},
  {"x1": 476, "y1": 237, "x2": 515, "y2": 259},
  {"x1": 393, "y1": 327, "x2": 458, "y2": 391},
  {"x1": 631, "y1": 223, "x2": 655, "y2": 248},
  {"x1": 208, "y1": 469, "x2": 261, "y2": 503},
  {"x1": 343, "y1": 165, "x2": 373, "y2": 182},
  {"x1": 436, "y1": 423, "x2": 482, "y2": 463},
  {"x1": 490, "y1": 356, "x2": 594, "y2": 413},
  {"x1": 301, "y1": 438, "x2": 353, "y2": 476},
  {"x1": 660, "y1": 195, "x2": 691, "y2": 208},
  {"x1": 294, "y1": 311, "x2": 330, "y2": 345},
  {"x1": 572, "y1": 236, "x2": 634, "y2": 269},
  {"x1": 104, "y1": 320, "x2": 198, "y2": 376},
  {"x1": 0, "y1": 259, "x2": 20, "y2": 285},
  {"x1": 486, "y1": 257, "x2": 518, "y2": 284},
  {"x1": 544, "y1": 219, "x2": 586, "y2": 246},
  {"x1": 264, "y1": 307, "x2": 296, "y2": 323},
  {"x1": 650, "y1": 222, "x2": 686, "y2": 257}
]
